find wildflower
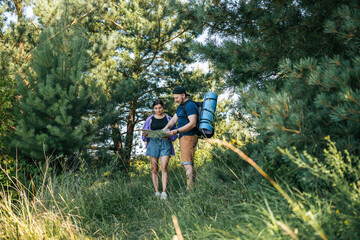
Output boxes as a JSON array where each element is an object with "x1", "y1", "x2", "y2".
[
  {"x1": 344, "y1": 220, "x2": 349, "y2": 225},
  {"x1": 336, "y1": 209, "x2": 339, "y2": 214}
]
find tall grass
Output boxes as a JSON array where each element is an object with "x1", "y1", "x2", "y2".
[
  {"x1": 33, "y1": 159, "x2": 306, "y2": 239},
  {"x1": 1, "y1": 138, "x2": 358, "y2": 239},
  {"x1": 0, "y1": 174, "x2": 86, "y2": 239}
]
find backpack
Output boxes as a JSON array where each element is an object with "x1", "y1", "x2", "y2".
[{"x1": 182, "y1": 92, "x2": 217, "y2": 138}]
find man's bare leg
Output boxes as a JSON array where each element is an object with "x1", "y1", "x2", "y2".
[{"x1": 184, "y1": 164, "x2": 194, "y2": 191}]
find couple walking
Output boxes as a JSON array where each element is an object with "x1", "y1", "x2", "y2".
[{"x1": 142, "y1": 86, "x2": 198, "y2": 199}]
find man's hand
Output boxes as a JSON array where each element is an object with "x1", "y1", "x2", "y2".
[
  {"x1": 166, "y1": 129, "x2": 177, "y2": 136},
  {"x1": 142, "y1": 131, "x2": 148, "y2": 137}
]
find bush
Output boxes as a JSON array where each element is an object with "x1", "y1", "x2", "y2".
[{"x1": 280, "y1": 137, "x2": 360, "y2": 239}]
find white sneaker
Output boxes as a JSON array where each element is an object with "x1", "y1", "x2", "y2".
[
  {"x1": 155, "y1": 191, "x2": 161, "y2": 198},
  {"x1": 160, "y1": 192, "x2": 167, "y2": 200}
]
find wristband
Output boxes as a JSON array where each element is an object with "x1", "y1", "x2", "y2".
[{"x1": 177, "y1": 129, "x2": 180, "y2": 134}]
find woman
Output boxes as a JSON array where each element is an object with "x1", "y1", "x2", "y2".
[{"x1": 142, "y1": 99, "x2": 177, "y2": 200}]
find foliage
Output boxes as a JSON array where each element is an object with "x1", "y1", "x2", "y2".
[
  {"x1": 186, "y1": 0, "x2": 360, "y2": 188},
  {"x1": 1, "y1": 0, "x2": 41, "y2": 181},
  {"x1": 0, "y1": 0, "x2": 38, "y2": 154},
  {"x1": 186, "y1": 0, "x2": 349, "y2": 86},
  {"x1": 240, "y1": 14, "x2": 360, "y2": 186},
  {"x1": 0, "y1": 155, "x2": 15, "y2": 187},
  {"x1": 0, "y1": 46, "x2": 15, "y2": 153},
  {"x1": 12, "y1": 23, "x2": 95, "y2": 168},
  {"x1": 280, "y1": 137, "x2": 360, "y2": 239},
  {"x1": 0, "y1": 5, "x2": 13, "y2": 150}
]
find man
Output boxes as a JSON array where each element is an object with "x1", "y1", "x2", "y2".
[{"x1": 165, "y1": 86, "x2": 198, "y2": 190}]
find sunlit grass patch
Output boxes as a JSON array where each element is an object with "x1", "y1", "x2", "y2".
[{"x1": 0, "y1": 183, "x2": 87, "y2": 239}]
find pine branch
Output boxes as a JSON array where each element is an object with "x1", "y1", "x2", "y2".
[
  {"x1": 140, "y1": 50, "x2": 158, "y2": 73},
  {"x1": 138, "y1": 27, "x2": 189, "y2": 73},
  {"x1": 135, "y1": 85, "x2": 175, "y2": 100},
  {"x1": 25, "y1": 7, "x2": 97, "y2": 60},
  {"x1": 138, "y1": 21, "x2": 163, "y2": 73},
  {"x1": 249, "y1": 108, "x2": 260, "y2": 117},
  {"x1": 30, "y1": 20, "x2": 40, "y2": 34},
  {"x1": 275, "y1": 124, "x2": 301, "y2": 134},
  {"x1": 141, "y1": 56, "x2": 162, "y2": 62},
  {"x1": 339, "y1": 115, "x2": 360, "y2": 123},
  {"x1": 108, "y1": 19, "x2": 128, "y2": 32},
  {"x1": 161, "y1": 28, "x2": 189, "y2": 45},
  {"x1": 116, "y1": 104, "x2": 126, "y2": 112},
  {"x1": 143, "y1": 75, "x2": 172, "y2": 80},
  {"x1": 13, "y1": 0, "x2": 23, "y2": 20},
  {"x1": 346, "y1": 93, "x2": 360, "y2": 107}
]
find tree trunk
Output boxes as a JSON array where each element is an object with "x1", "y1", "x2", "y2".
[
  {"x1": 110, "y1": 121, "x2": 122, "y2": 153},
  {"x1": 13, "y1": 0, "x2": 23, "y2": 21},
  {"x1": 123, "y1": 100, "x2": 136, "y2": 172}
]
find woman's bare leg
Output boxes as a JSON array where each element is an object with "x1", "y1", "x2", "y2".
[
  {"x1": 160, "y1": 155, "x2": 170, "y2": 192},
  {"x1": 150, "y1": 157, "x2": 159, "y2": 192}
]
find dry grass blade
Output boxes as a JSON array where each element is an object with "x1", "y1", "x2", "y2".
[
  {"x1": 172, "y1": 215, "x2": 184, "y2": 240},
  {"x1": 277, "y1": 221, "x2": 299, "y2": 240}
]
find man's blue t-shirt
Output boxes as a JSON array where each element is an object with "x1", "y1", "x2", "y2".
[{"x1": 176, "y1": 99, "x2": 198, "y2": 138}]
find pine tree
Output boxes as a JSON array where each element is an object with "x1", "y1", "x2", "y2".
[
  {"x1": 0, "y1": 4, "x2": 13, "y2": 152},
  {"x1": 187, "y1": 0, "x2": 360, "y2": 188},
  {"x1": 0, "y1": 0, "x2": 39, "y2": 154},
  {"x1": 188, "y1": 0, "x2": 352, "y2": 86},
  {"x1": 13, "y1": 23, "x2": 95, "y2": 168},
  {"x1": 0, "y1": 48, "x2": 15, "y2": 153},
  {"x1": 89, "y1": 0, "x2": 207, "y2": 171}
]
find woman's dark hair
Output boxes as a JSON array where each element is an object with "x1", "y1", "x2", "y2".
[{"x1": 152, "y1": 99, "x2": 164, "y2": 108}]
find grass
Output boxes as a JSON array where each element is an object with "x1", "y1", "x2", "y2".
[
  {"x1": 0, "y1": 178, "x2": 85, "y2": 239},
  {"x1": 0, "y1": 138, "x2": 359, "y2": 239}
]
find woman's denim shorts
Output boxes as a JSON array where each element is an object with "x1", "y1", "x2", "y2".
[{"x1": 146, "y1": 138, "x2": 172, "y2": 158}]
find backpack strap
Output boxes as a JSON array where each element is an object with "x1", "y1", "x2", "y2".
[{"x1": 181, "y1": 100, "x2": 191, "y2": 121}]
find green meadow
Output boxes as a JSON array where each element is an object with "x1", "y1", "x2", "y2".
[{"x1": 1, "y1": 138, "x2": 359, "y2": 239}]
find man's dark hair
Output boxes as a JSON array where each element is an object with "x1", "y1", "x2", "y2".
[{"x1": 173, "y1": 86, "x2": 190, "y2": 96}]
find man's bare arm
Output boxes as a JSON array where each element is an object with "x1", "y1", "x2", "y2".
[
  {"x1": 164, "y1": 114, "x2": 178, "y2": 130},
  {"x1": 167, "y1": 114, "x2": 196, "y2": 136}
]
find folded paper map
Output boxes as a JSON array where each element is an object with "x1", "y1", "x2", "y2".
[{"x1": 141, "y1": 129, "x2": 169, "y2": 138}]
